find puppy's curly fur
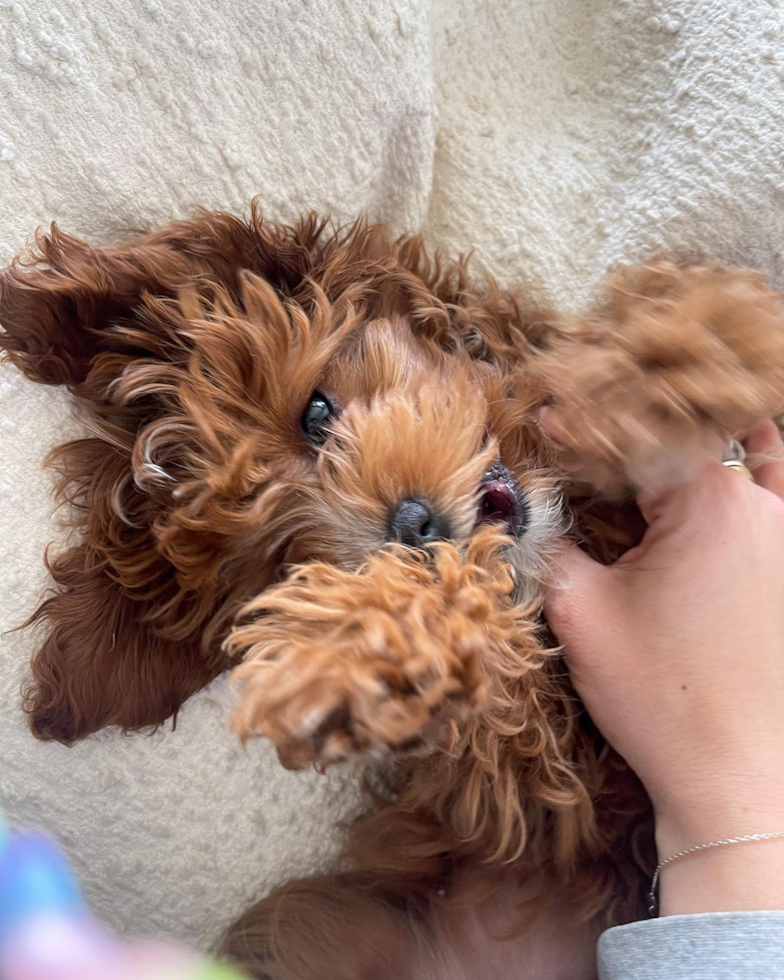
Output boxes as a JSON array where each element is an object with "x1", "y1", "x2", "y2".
[
  {"x1": 2, "y1": 202, "x2": 784, "y2": 979},
  {"x1": 227, "y1": 529, "x2": 525, "y2": 769}
]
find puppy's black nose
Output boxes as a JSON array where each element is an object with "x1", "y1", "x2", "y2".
[{"x1": 387, "y1": 498, "x2": 451, "y2": 547}]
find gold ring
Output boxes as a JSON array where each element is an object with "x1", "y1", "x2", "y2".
[{"x1": 722, "y1": 459, "x2": 754, "y2": 481}]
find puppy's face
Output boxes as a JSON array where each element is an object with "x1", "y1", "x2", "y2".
[
  {"x1": 288, "y1": 320, "x2": 562, "y2": 596},
  {"x1": 1, "y1": 209, "x2": 566, "y2": 742},
  {"x1": 123, "y1": 276, "x2": 561, "y2": 604}
]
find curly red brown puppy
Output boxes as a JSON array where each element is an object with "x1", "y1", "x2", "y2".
[{"x1": 2, "y1": 202, "x2": 783, "y2": 979}]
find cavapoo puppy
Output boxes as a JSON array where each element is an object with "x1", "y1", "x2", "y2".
[{"x1": 2, "y1": 202, "x2": 783, "y2": 979}]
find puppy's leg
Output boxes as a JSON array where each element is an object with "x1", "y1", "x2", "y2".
[
  {"x1": 219, "y1": 873, "x2": 425, "y2": 980},
  {"x1": 534, "y1": 260, "x2": 784, "y2": 493},
  {"x1": 219, "y1": 869, "x2": 600, "y2": 980},
  {"x1": 226, "y1": 527, "x2": 540, "y2": 768}
]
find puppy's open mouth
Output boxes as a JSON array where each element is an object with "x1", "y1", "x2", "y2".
[{"x1": 476, "y1": 462, "x2": 528, "y2": 537}]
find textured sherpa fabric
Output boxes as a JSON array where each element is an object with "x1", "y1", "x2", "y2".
[{"x1": 1, "y1": 0, "x2": 782, "y2": 952}]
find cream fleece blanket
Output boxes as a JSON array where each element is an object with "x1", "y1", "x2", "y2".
[{"x1": 1, "y1": 0, "x2": 782, "y2": 951}]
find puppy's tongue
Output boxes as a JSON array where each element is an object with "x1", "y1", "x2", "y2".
[{"x1": 478, "y1": 480, "x2": 517, "y2": 524}]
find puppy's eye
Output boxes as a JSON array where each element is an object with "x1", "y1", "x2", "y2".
[{"x1": 301, "y1": 391, "x2": 336, "y2": 446}]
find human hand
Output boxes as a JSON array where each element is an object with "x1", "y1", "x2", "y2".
[{"x1": 545, "y1": 420, "x2": 784, "y2": 914}]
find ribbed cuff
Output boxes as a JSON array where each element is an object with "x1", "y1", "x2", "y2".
[{"x1": 598, "y1": 911, "x2": 784, "y2": 980}]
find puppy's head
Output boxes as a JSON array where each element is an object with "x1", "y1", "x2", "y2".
[
  {"x1": 151, "y1": 280, "x2": 561, "y2": 598},
  {"x1": 0, "y1": 208, "x2": 560, "y2": 739}
]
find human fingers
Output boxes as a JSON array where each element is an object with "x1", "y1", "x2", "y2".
[
  {"x1": 544, "y1": 541, "x2": 614, "y2": 665},
  {"x1": 636, "y1": 459, "x2": 736, "y2": 530}
]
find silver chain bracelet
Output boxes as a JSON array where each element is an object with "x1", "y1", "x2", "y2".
[{"x1": 649, "y1": 832, "x2": 784, "y2": 915}]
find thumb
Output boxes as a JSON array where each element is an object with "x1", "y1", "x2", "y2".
[{"x1": 544, "y1": 540, "x2": 616, "y2": 654}]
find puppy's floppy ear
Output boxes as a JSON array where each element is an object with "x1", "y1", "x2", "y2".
[
  {"x1": 25, "y1": 549, "x2": 218, "y2": 743},
  {"x1": 3, "y1": 417, "x2": 212, "y2": 741},
  {"x1": 0, "y1": 203, "x2": 328, "y2": 387},
  {"x1": 1, "y1": 224, "x2": 191, "y2": 386},
  {"x1": 16, "y1": 402, "x2": 230, "y2": 743},
  {"x1": 1, "y1": 206, "x2": 331, "y2": 742}
]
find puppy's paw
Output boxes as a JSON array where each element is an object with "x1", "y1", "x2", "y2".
[
  {"x1": 537, "y1": 260, "x2": 784, "y2": 493},
  {"x1": 229, "y1": 631, "x2": 471, "y2": 770},
  {"x1": 226, "y1": 527, "x2": 528, "y2": 768}
]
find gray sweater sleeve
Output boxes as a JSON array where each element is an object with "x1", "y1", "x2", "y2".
[{"x1": 598, "y1": 911, "x2": 784, "y2": 980}]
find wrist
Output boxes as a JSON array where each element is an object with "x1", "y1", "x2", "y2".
[
  {"x1": 656, "y1": 835, "x2": 784, "y2": 916},
  {"x1": 655, "y1": 788, "x2": 784, "y2": 861},
  {"x1": 654, "y1": 777, "x2": 784, "y2": 861},
  {"x1": 652, "y1": 784, "x2": 784, "y2": 916}
]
